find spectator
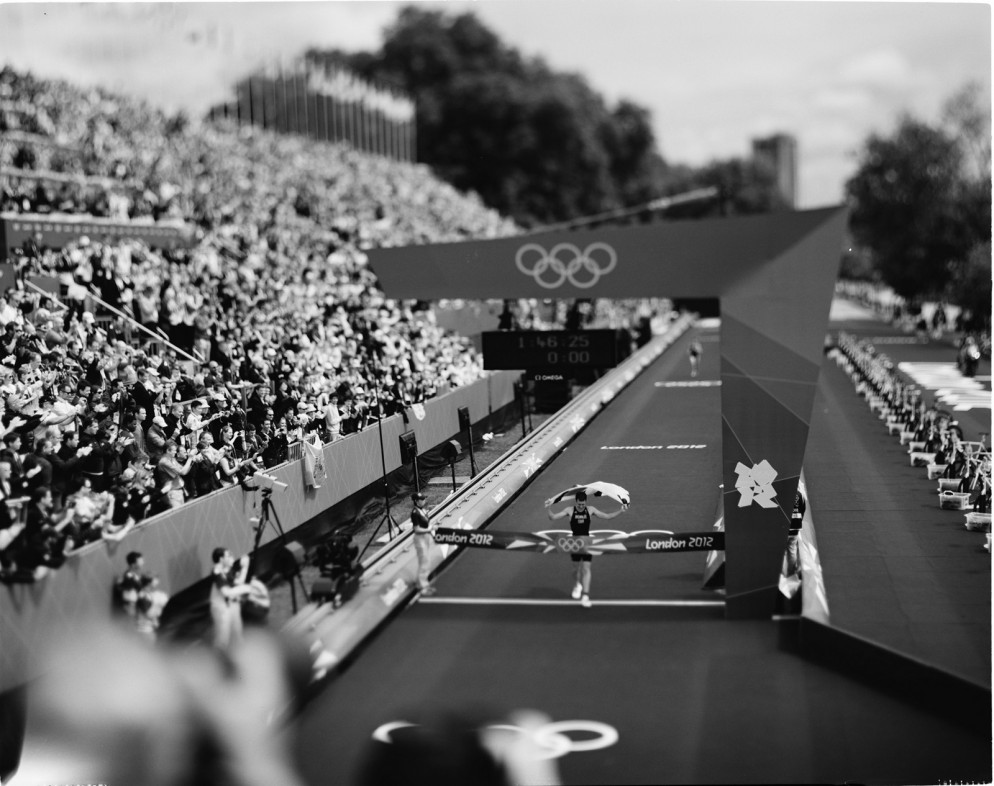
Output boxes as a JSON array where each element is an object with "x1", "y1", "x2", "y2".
[
  {"x1": 54, "y1": 430, "x2": 88, "y2": 496},
  {"x1": 62, "y1": 487, "x2": 116, "y2": 546},
  {"x1": 215, "y1": 423, "x2": 250, "y2": 485},
  {"x1": 234, "y1": 423, "x2": 263, "y2": 466},
  {"x1": 15, "y1": 485, "x2": 75, "y2": 577},
  {"x1": 0, "y1": 459, "x2": 16, "y2": 502},
  {"x1": 260, "y1": 417, "x2": 289, "y2": 468},
  {"x1": 44, "y1": 433, "x2": 82, "y2": 508},
  {"x1": 104, "y1": 468, "x2": 150, "y2": 539},
  {"x1": 0, "y1": 481, "x2": 27, "y2": 581},
  {"x1": 21, "y1": 436, "x2": 53, "y2": 494},
  {"x1": 0, "y1": 432, "x2": 26, "y2": 495},
  {"x1": 145, "y1": 413, "x2": 169, "y2": 461},
  {"x1": 322, "y1": 394, "x2": 342, "y2": 442},
  {"x1": 155, "y1": 440, "x2": 196, "y2": 509},
  {"x1": 77, "y1": 425, "x2": 120, "y2": 492},
  {"x1": 163, "y1": 400, "x2": 185, "y2": 441},
  {"x1": 131, "y1": 366, "x2": 162, "y2": 417},
  {"x1": 119, "y1": 412, "x2": 149, "y2": 468},
  {"x1": 184, "y1": 397, "x2": 215, "y2": 438},
  {"x1": 190, "y1": 432, "x2": 222, "y2": 498}
]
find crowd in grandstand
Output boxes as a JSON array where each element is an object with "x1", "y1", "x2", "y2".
[{"x1": 0, "y1": 67, "x2": 665, "y2": 588}]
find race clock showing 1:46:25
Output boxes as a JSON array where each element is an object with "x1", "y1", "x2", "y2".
[{"x1": 481, "y1": 330, "x2": 620, "y2": 370}]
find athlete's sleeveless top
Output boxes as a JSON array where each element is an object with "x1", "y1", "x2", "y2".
[{"x1": 570, "y1": 507, "x2": 591, "y2": 536}]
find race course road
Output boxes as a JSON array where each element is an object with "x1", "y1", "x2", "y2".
[{"x1": 291, "y1": 323, "x2": 991, "y2": 786}]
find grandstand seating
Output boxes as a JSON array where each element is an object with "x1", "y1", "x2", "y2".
[{"x1": 0, "y1": 66, "x2": 659, "y2": 592}]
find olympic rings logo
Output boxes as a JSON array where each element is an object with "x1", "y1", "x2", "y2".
[
  {"x1": 372, "y1": 719, "x2": 618, "y2": 760},
  {"x1": 556, "y1": 536, "x2": 587, "y2": 553},
  {"x1": 515, "y1": 242, "x2": 618, "y2": 289}
]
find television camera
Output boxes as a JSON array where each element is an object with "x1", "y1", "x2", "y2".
[
  {"x1": 251, "y1": 471, "x2": 289, "y2": 493},
  {"x1": 312, "y1": 532, "x2": 363, "y2": 607}
]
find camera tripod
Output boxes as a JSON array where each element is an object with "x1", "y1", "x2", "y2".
[
  {"x1": 356, "y1": 367, "x2": 401, "y2": 563},
  {"x1": 250, "y1": 487, "x2": 309, "y2": 613}
]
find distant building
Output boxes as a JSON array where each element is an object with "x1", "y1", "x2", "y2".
[{"x1": 752, "y1": 134, "x2": 797, "y2": 209}]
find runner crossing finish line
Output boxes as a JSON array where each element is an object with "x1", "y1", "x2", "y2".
[{"x1": 432, "y1": 527, "x2": 724, "y2": 555}]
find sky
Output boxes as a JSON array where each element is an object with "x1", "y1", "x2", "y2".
[{"x1": 0, "y1": 0, "x2": 990, "y2": 209}]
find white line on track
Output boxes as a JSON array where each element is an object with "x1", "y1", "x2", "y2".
[{"x1": 417, "y1": 597, "x2": 725, "y2": 607}]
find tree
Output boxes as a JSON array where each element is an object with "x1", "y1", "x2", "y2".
[
  {"x1": 655, "y1": 157, "x2": 785, "y2": 219},
  {"x1": 948, "y1": 242, "x2": 991, "y2": 330},
  {"x1": 305, "y1": 5, "x2": 783, "y2": 226},
  {"x1": 329, "y1": 6, "x2": 669, "y2": 226},
  {"x1": 601, "y1": 100, "x2": 669, "y2": 207},
  {"x1": 845, "y1": 84, "x2": 992, "y2": 305},
  {"x1": 845, "y1": 116, "x2": 971, "y2": 299},
  {"x1": 942, "y1": 82, "x2": 991, "y2": 185}
]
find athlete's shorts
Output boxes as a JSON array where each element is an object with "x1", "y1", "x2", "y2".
[{"x1": 570, "y1": 554, "x2": 592, "y2": 563}]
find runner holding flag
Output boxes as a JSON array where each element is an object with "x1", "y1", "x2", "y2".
[{"x1": 545, "y1": 490, "x2": 625, "y2": 607}]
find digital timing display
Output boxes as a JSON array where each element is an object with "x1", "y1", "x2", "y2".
[{"x1": 482, "y1": 330, "x2": 619, "y2": 370}]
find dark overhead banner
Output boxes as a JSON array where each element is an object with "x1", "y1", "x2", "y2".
[{"x1": 368, "y1": 206, "x2": 848, "y2": 618}]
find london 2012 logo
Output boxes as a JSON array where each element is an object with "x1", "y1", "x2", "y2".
[{"x1": 515, "y1": 242, "x2": 617, "y2": 289}]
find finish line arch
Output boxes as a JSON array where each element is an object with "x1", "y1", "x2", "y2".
[{"x1": 367, "y1": 206, "x2": 848, "y2": 618}]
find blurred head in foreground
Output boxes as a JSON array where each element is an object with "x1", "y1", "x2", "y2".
[
  {"x1": 28, "y1": 622, "x2": 312, "y2": 786},
  {"x1": 354, "y1": 707, "x2": 561, "y2": 786}
]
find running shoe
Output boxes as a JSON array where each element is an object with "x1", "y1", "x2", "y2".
[
  {"x1": 571, "y1": 583, "x2": 583, "y2": 600},
  {"x1": 580, "y1": 594, "x2": 591, "y2": 608}
]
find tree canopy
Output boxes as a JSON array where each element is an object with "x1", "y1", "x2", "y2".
[
  {"x1": 845, "y1": 83, "x2": 991, "y2": 311},
  {"x1": 319, "y1": 6, "x2": 778, "y2": 227}
]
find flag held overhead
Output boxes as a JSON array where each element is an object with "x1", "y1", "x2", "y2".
[{"x1": 548, "y1": 482, "x2": 631, "y2": 509}]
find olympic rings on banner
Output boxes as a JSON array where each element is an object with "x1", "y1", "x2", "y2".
[
  {"x1": 515, "y1": 242, "x2": 618, "y2": 289},
  {"x1": 556, "y1": 536, "x2": 587, "y2": 553},
  {"x1": 371, "y1": 719, "x2": 619, "y2": 760}
]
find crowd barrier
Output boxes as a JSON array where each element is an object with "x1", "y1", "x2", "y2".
[
  {"x1": 796, "y1": 334, "x2": 991, "y2": 719},
  {"x1": 0, "y1": 370, "x2": 520, "y2": 690}
]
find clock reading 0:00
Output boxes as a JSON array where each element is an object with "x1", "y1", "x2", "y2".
[{"x1": 544, "y1": 350, "x2": 591, "y2": 364}]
